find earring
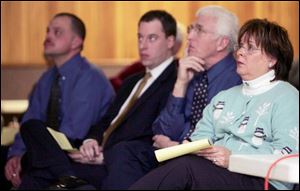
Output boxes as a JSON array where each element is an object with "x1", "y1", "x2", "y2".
[{"x1": 268, "y1": 63, "x2": 273, "y2": 68}]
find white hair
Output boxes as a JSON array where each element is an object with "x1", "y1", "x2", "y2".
[{"x1": 196, "y1": 5, "x2": 239, "y2": 52}]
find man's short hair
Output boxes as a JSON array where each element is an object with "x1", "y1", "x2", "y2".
[
  {"x1": 139, "y1": 10, "x2": 177, "y2": 38},
  {"x1": 54, "y1": 12, "x2": 86, "y2": 41}
]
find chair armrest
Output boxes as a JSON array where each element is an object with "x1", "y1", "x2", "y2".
[{"x1": 228, "y1": 154, "x2": 299, "y2": 183}]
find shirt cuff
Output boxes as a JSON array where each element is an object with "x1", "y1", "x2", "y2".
[{"x1": 167, "y1": 95, "x2": 185, "y2": 114}]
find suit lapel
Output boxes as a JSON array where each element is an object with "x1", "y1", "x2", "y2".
[{"x1": 125, "y1": 60, "x2": 177, "y2": 118}]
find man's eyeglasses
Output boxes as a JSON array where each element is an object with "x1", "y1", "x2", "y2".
[
  {"x1": 187, "y1": 24, "x2": 215, "y2": 36},
  {"x1": 234, "y1": 44, "x2": 261, "y2": 55}
]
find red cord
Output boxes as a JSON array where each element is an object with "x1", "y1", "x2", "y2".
[{"x1": 264, "y1": 153, "x2": 299, "y2": 190}]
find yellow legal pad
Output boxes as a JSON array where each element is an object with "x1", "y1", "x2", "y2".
[
  {"x1": 1, "y1": 127, "x2": 19, "y2": 146},
  {"x1": 47, "y1": 127, "x2": 78, "y2": 152},
  {"x1": 155, "y1": 138, "x2": 212, "y2": 162}
]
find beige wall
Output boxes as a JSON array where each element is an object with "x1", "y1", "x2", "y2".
[
  {"x1": 1, "y1": 1, "x2": 299, "y2": 66},
  {"x1": 1, "y1": 1, "x2": 299, "y2": 99}
]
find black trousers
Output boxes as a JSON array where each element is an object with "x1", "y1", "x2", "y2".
[
  {"x1": 18, "y1": 119, "x2": 107, "y2": 189},
  {"x1": 18, "y1": 119, "x2": 157, "y2": 190},
  {"x1": 130, "y1": 155, "x2": 276, "y2": 190},
  {"x1": 101, "y1": 140, "x2": 158, "y2": 190}
]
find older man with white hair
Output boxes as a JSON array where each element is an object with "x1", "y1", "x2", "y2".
[{"x1": 152, "y1": 5, "x2": 242, "y2": 148}]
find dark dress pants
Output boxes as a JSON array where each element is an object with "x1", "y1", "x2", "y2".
[
  {"x1": 101, "y1": 140, "x2": 158, "y2": 190},
  {"x1": 18, "y1": 119, "x2": 107, "y2": 189},
  {"x1": 130, "y1": 155, "x2": 276, "y2": 190}
]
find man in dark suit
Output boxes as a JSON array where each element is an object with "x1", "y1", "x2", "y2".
[
  {"x1": 109, "y1": 25, "x2": 183, "y2": 91},
  {"x1": 19, "y1": 10, "x2": 178, "y2": 190}
]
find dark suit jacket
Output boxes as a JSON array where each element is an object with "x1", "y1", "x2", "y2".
[{"x1": 87, "y1": 59, "x2": 178, "y2": 150}]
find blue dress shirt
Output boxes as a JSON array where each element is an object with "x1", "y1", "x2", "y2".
[
  {"x1": 8, "y1": 54, "x2": 115, "y2": 158},
  {"x1": 152, "y1": 53, "x2": 242, "y2": 141}
]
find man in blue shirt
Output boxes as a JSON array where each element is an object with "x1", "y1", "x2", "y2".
[
  {"x1": 152, "y1": 5, "x2": 242, "y2": 148},
  {"x1": 4, "y1": 13, "x2": 115, "y2": 188}
]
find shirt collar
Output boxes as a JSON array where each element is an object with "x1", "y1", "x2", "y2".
[
  {"x1": 57, "y1": 54, "x2": 83, "y2": 77},
  {"x1": 242, "y1": 70, "x2": 278, "y2": 96},
  {"x1": 146, "y1": 56, "x2": 174, "y2": 80},
  {"x1": 195, "y1": 53, "x2": 236, "y2": 83}
]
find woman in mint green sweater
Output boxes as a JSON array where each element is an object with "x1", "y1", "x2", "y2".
[{"x1": 130, "y1": 18, "x2": 298, "y2": 190}]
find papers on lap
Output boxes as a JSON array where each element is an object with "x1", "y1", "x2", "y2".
[
  {"x1": 1, "y1": 127, "x2": 19, "y2": 146},
  {"x1": 155, "y1": 138, "x2": 212, "y2": 162},
  {"x1": 47, "y1": 127, "x2": 78, "y2": 152}
]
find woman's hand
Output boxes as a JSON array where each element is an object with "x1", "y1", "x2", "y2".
[{"x1": 195, "y1": 145, "x2": 231, "y2": 168}]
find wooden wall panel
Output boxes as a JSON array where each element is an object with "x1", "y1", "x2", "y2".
[{"x1": 1, "y1": 1, "x2": 299, "y2": 66}]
